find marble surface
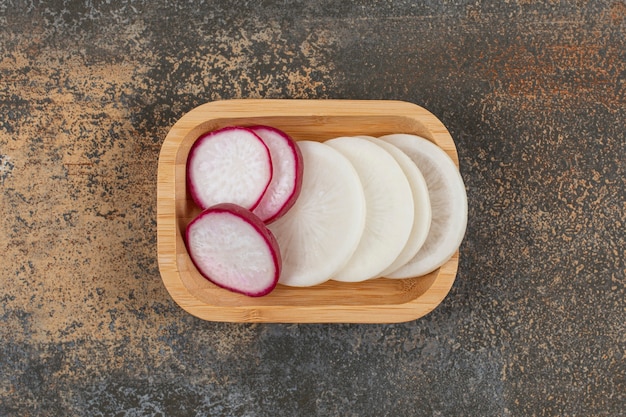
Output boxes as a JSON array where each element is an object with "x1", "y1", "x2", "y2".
[{"x1": 1, "y1": 1, "x2": 624, "y2": 416}]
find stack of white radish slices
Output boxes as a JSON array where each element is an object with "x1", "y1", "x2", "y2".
[{"x1": 184, "y1": 125, "x2": 467, "y2": 297}]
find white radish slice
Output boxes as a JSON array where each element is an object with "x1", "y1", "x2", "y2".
[
  {"x1": 187, "y1": 126, "x2": 272, "y2": 210},
  {"x1": 249, "y1": 125, "x2": 304, "y2": 224},
  {"x1": 325, "y1": 136, "x2": 415, "y2": 282},
  {"x1": 268, "y1": 141, "x2": 366, "y2": 287},
  {"x1": 358, "y1": 136, "x2": 432, "y2": 277},
  {"x1": 185, "y1": 203, "x2": 281, "y2": 297},
  {"x1": 380, "y1": 134, "x2": 468, "y2": 278}
]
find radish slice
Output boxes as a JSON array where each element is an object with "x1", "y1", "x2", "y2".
[
  {"x1": 325, "y1": 136, "x2": 415, "y2": 282},
  {"x1": 268, "y1": 141, "x2": 366, "y2": 287},
  {"x1": 380, "y1": 134, "x2": 468, "y2": 278},
  {"x1": 185, "y1": 203, "x2": 281, "y2": 297},
  {"x1": 186, "y1": 127, "x2": 272, "y2": 210},
  {"x1": 248, "y1": 125, "x2": 304, "y2": 224},
  {"x1": 359, "y1": 136, "x2": 432, "y2": 277}
]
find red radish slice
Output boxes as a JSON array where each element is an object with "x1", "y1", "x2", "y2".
[
  {"x1": 186, "y1": 127, "x2": 272, "y2": 210},
  {"x1": 380, "y1": 134, "x2": 468, "y2": 278},
  {"x1": 268, "y1": 141, "x2": 366, "y2": 287},
  {"x1": 248, "y1": 125, "x2": 304, "y2": 223},
  {"x1": 326, "y1": 136, "x2": 415, "y2": 282},
  {"x1": 185, "y1": 203, "x2": 281, "y2": 297},
  {"x1": 359, "y1": 136, "x2": 432, "y2": 277}
]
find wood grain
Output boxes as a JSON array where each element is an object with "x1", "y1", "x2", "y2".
[{"x1": 157, "y1": 99, "x2": 461, "y2": 323}]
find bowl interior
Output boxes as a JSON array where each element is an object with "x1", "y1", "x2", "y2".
[{"x1": 171, "y1": 114, "x2": 446, "y2": 308}]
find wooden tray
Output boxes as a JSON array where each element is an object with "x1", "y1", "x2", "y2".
[{"x1": 157, "y1": 99, "x2": 460, "y2": 323}]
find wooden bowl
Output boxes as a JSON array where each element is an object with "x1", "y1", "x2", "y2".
[{"x1": 157, "y1": 99, "x2": 460, "y2": 323}]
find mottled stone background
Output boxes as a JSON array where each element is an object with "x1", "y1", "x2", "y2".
[{"x1": 1, "y1": 1, "x2": 624, "y2": 416}]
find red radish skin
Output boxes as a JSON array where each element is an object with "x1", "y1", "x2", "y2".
[
  {"x1": 185, "y1": 203, "x2": 281, "y2": 297},
  {"x1": 186, "y1": 126, "x2": 272, "y2": 211},
  {"x1": 248, "y1": 125, "x2": 304, "y2": 223}
]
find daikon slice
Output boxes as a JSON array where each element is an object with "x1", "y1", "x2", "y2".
[
  {"x1": 359, "y1": 136, "x2": 432, "y2": 277},
  {"x1": 380, "y1": 134, "x2": 467, "y2": 278},
  {"x1": 326, "y1": 136, "x2": 414, "y2": 282},
  {"x1": 268, "y1": 141, "x2": 366, "y2": 287}
]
